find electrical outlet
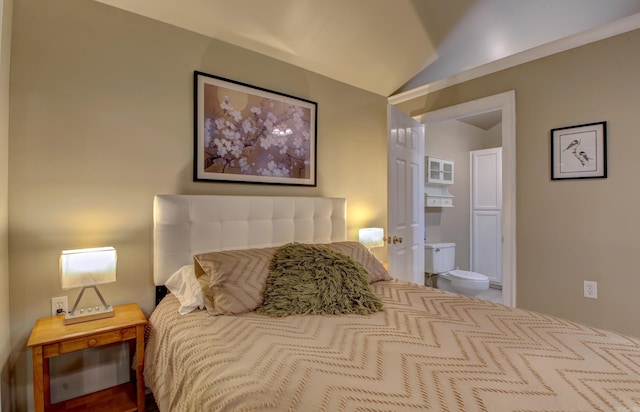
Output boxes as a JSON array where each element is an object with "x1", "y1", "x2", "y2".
[
  {"x1": 583, "y1": 281, "x2": 598, "y2": 299},
  {"x1": 51, "y1": 296, "x2": 68, "y2": 316}
]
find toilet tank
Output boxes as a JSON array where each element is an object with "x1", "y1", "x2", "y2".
[{"x1": 425, "y1": 242, "x2": 455, "y2": 273}]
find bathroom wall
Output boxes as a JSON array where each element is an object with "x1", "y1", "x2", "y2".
[{"x1": 424, "y1": 120, "x2": 501, "y2": 271}]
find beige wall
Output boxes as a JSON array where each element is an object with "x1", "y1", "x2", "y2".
[
  {"x1": 8, "y1": 0, "x2": 387, "y2": 409},
  {"x1": 0, "y1": 0, "x2": 12, "y2": 410},
  {"x1": 400, "y1": 29, "x2": 640, "y2": 338}
]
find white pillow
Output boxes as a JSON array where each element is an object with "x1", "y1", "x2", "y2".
[{"x1": 164, "y1": 265, "x2": 204, "y2": 315}]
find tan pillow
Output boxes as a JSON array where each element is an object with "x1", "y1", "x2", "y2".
[
  {"x1": 193, "y1": 247, "x2": 277, "y2": 315},
  {"x1": 196, "y1": 274, "x2": 216, "y2": 315},
  {"x1": 324, "y1": 241, "x2": 390, "y2": 283}
]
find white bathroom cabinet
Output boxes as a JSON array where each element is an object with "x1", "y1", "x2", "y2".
[
  {"x1": 426, "y1": 157, "x2": 454, "y2": 184},
  {"x1": 425, "y1": 157, "x2": 454, "y2": 207}
]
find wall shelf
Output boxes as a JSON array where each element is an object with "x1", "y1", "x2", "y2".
[{"x1": 425, "y1": 186, "x2": 454, "y2": 207}]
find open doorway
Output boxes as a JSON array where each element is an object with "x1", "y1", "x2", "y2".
[
  {"x1": 418, "y1": 91, "x2": 516, "y2": 307},
  {"x1": 424, "y1": 113, "x2": 502, "y2": 288}
]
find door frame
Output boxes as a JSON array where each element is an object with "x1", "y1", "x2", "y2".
[{"x1": 417, "y1": 90, "x2": 516, "y2": 307}]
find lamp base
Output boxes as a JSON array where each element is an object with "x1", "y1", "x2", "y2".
[{"x1": 64, "y1": 305, "x2": 114, "y2": 325}]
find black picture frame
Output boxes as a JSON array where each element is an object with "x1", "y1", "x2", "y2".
[
  {"x1": 194, "y1": 71, "x2": 317, "y2": 186},
  {"x1": 551, "y1": 121, "x2": 607, "y2": 180}
]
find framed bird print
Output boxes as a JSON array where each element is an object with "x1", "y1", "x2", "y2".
[{"x1": 551, "y1": 121, "x2": 607, "y2": 180}]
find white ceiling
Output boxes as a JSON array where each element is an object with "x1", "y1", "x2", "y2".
[{"x1": 94, "y1": 0, "x2": 640, "y2": 97}]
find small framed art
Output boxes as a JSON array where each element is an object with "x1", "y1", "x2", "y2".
[
  {"x1": 550, "y1": 121, "x2": 607, "y2": 180},
  {"x1": 194, "y1": 71, "x2": 317, "y2": 186}
]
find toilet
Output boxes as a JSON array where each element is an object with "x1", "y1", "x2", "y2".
[{"x1": 424, "y1": 242, "x2": 490, "y2": 296}]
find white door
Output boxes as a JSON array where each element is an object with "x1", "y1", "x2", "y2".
[
  {"x1": 387, "y1": 105, "x2": 424, "y2": 284},
  {"x1": 471, "y1": 148, "x2": 502, "y2": 285}
]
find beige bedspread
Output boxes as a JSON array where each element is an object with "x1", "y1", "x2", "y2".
[{"x1": 145, "y1": 280, "x2": 640, "y2": 411}]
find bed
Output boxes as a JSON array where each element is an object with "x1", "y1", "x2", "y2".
[{"x1": 145, "y1": 195, "x2": 640, "y2": 411}]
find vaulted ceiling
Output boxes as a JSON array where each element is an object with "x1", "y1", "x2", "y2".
[{"x1": 94, "y1": 0, "x2": 640, "y2": 97}]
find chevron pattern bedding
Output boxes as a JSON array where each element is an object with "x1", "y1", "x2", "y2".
[{"x1": 145, "y1": 279, "x2": 640, "y2": 411}]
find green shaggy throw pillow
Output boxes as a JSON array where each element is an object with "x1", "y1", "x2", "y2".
[{"x1": 257, "y1": 243, "x2": 384, "y2": 317}]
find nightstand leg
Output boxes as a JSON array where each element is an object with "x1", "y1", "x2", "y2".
[
  {"x1": 31, "y1": 346, "x2": 44, "y2": 412},
  {"x1": 136, "y1": 325, "x2": 145, "y2": 412},
  {"x1": 44, "y1": 356, "x2": 51, "y2": 409}
]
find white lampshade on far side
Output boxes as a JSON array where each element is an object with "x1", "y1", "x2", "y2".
[
  {"x1": 359, "y1": 228, "x2": 385, "y2": 249},
  {"x1": 59, "y1": 247, "x2": 117, "y2": 324}
]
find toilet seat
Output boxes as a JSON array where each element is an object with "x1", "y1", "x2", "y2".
[
  {"x1": 441, "y1": 269, "x2": 490, "y2": 296},
  {"x1": 447, "y1": 269, "x2": 488, "y2": 281}
]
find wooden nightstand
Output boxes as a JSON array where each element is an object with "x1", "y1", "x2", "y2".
[{"x1": 27, "y1": 303, "x2": 147, "y2": 412}]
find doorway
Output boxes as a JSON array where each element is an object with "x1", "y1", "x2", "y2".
[{"x1": 418, "y1": 91, "x2": 516, "y2": 307}]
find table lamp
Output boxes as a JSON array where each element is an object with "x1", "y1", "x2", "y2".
[
  {"x1": 59, "y1": 247, "x2": 116, "y2": 325},
  {"x1": 358, "y1": 228, "x2": 385, "y2": 251}
]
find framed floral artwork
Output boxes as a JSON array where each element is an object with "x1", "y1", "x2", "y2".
[
  {"x1": 194, "y1": 71, "x2": 317, "y2": 186},
  {"x1": 551, "y1": 121, "x2": 607, "y2": 180}
]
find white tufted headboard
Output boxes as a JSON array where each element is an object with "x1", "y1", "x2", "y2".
[{"x1": 153, "y1": 195, "x2": 347, "y2": 286}]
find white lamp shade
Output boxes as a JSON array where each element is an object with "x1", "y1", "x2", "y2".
[
  {"x1": 359, "y1": 228, "x2": 385, "y2": 249},
  {"x1": 60, "y1": 247, "x2": 117, "y2": 290}
]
